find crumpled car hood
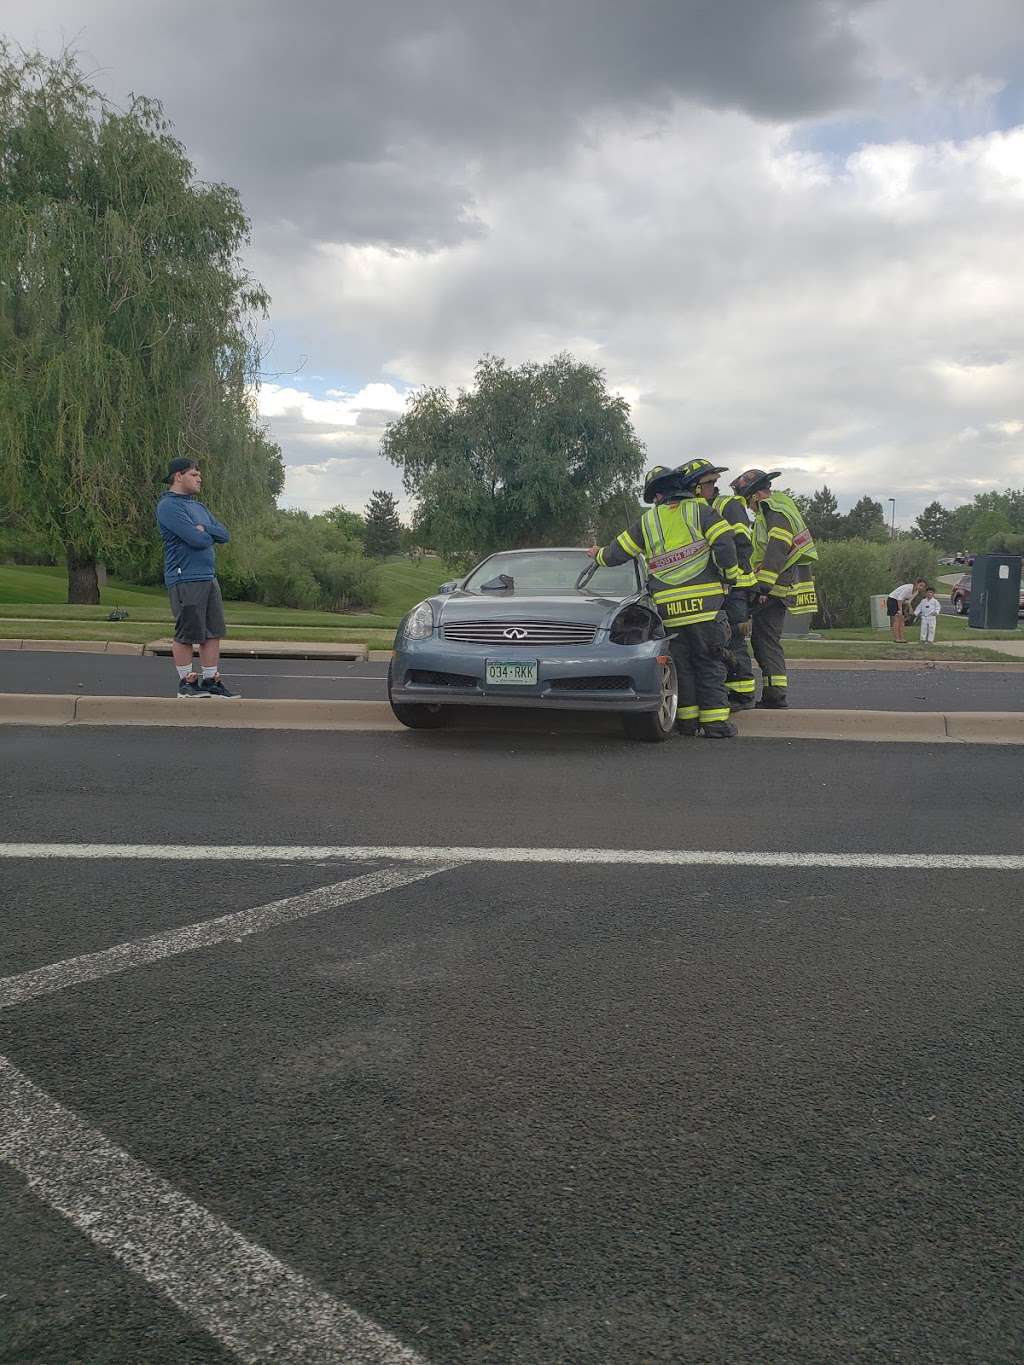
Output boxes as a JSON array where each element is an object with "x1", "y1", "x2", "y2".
[{"x1": 435, "y1": 591, "x2": 634, "y2": 628}]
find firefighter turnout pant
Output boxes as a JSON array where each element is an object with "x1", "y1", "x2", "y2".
[
  {"x1": 668, "y1": 613, "x2": 731, "y2": 729},
  {"x1": 751, "y1": 595, "x2": 789, "y2": 696},
  {"x1": 723, "y1": 589, "x2": 756, "y2": 702}
]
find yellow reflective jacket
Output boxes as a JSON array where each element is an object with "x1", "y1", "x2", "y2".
[
  {"x1": 596, "y1": 496, "x2": 740, "y2": 626},
  {"x1": 751, "y1": 492, "x2": 818, "y2": 615},
  {"x1": 711, "y1": 493, "x2": 757, "y2": 588}
]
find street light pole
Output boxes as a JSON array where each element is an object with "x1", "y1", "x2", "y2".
[{"x1": 888, "y1": 498, "x2": 896, "y2": 539}]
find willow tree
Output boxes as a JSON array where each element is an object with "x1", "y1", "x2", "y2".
[
  {"x1": 0, "y1": 46, "x2": 283, "y2": 602},
  {"x1": 381, "y1": 353, "x2": 646, "y2": 560}
]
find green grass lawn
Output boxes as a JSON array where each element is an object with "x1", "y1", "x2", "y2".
[
  {"x1": 3, "y1": 562, "x2": 1019, "y2": 661},
  {"x1": 0, "y1": 558, "x2": 450, "y2": 628}
]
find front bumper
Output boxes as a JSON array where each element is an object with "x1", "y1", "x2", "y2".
[{"x1": 390, "y1": 636, "x2": 667, "y2": 713}]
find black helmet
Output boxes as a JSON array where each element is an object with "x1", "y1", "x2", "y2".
[
  {"x1": 642, "y1": 465, "x2": 676, "y2": 503},
  {"x1": 675, "y1": 458, "x2": 729, "y2": 493},
  {"x1": 730, "y1": 468, "x2": 780, "y2": 498}
]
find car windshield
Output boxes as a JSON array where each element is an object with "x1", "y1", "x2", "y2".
[{"x1": 461, "y1": 550, "x2": 639, "y2": 597}]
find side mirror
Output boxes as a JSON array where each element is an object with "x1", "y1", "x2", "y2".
[{"x1": 438, "y1": 580, "x2": 459, "y2": 594}]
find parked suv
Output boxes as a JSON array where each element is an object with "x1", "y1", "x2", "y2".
[{"x1": 950, "y1": 573, "x2": 1024, "y2": 617}]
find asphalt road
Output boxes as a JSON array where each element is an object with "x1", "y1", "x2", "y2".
[
  {"x1": 2, "y1": 730, "x2": 1021, "y2": 1363},
  {"x1": 3, "y1": 650, "x2": 1024, "y2": 711}
]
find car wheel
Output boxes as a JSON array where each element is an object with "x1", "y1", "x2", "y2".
[
  {"x1": 387, "y1": 663, "x2": 449, "y2": 729},
  {"x1": 622, "y1": 657, "x2": 678, "y2": 742}
]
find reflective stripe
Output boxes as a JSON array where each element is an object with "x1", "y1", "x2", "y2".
[
  {"x1": 768, "y1": 528, "x2": 793, "y2": 545},
  {"x1": 769, "y1": 675, "x2": 788, "y2": 687},
  {"x1": 704, "y1": 517, "x2": 731, "y2": 544},
  {"x1": 647, "y1": 539, "x2": 708, "y2": 573},
  {"x1": 677, "y1": 704, "x2": 700, "y2": 720},
  {"x1": 699, "y1": 707, "x2": 731, "y2": 723},
  {"x1": 618, "y1": 529, "x2": 643, "y2": 558},
  {"x1": 726, "y1": 678, "x2": 756, "y2": 693}
]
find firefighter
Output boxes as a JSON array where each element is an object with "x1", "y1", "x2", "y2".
[
  {"x1": 588, "y1": 460, "x2": 743, "y2": 738},
  {"x1": 729, "y1": 469, "x2": 819, "y2": 709},
  {"x1": 693, "y1": 462, "x2": 759, "y2": 711}
]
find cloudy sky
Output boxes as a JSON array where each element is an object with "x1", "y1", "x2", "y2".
[{"x1": 8, "y1": 0, "x2": 1024, "y2": 525}]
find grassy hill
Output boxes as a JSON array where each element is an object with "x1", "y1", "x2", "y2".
[{"x1": 0, "y1": 558, "x2": 448, "y2": 626}]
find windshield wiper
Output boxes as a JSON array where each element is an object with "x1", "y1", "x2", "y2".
[{"x1": 480, "y1": 573, "x2": 515, "y2": 591}]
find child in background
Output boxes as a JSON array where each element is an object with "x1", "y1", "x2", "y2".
[{"x1": 914, "y1": 586, "x2": 941, "y2": 643}]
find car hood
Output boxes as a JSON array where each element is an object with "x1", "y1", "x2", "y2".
[{"x1": 434, "y1": 590, "x2": 637, "y2": 628}]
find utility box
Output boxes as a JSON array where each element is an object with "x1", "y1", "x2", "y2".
[
  {"x1": 968, "y1": 554, "x2": 1021, "y2": 630},
  {"x1": 870, "y1": 594, "x2": 889, "y2": 629},
  {"x1": 782, "y1": 611, "x2": 812, "y2": 639}
]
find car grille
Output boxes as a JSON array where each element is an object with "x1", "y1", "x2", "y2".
[
  {"x1": 406, "y1": 669, "x2": 477, "y2": 688},
  {"x1": 441, "y1": 621, "x2": 598, "y2": 646},
  {"x1": 549, "y1": 676, "x2": 633, "y2": 691}
]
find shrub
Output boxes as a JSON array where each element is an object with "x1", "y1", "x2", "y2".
[
  {"x1": 887, "y1": 538, "x2": 939, "y2": 590},
  {"x1": 248, "y1": 514, "x2": 380, "y2": 611},
  {"x1": 984, "y1": 532, "x2": 1024, "y2": 555},
  {"x1": 814, "y1": 539, "x2": 891, "y2": 627},
  {"x1": 0, "y1": 527, "x2": 57, "y2": 564}
]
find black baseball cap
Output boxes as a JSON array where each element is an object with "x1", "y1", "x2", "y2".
[{"x1": 162, "y1": 457, "x2": 199, "y2": 483}]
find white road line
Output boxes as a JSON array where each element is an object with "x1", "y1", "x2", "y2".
[
  {"x1": 0, "y1": 842, "x2": 1022, "y2": 870},
  {"x1": 0, "y1": 865, "x2": 452, "y2": 1010},
  {"x1": 0, "y1": 1057, "x2": 426, "y2": 1365}
]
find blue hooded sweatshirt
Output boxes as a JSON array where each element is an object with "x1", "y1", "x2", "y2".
[{"x1": 156, "y1": 492, "x2": 230, "y2": 586}]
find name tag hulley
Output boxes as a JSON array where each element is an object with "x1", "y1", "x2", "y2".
[{"x1": 647, "y1": 540, "x2": 708, "y2": 573}]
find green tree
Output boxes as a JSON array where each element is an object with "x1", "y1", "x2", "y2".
[
  {"x1": 381, "y1": 353, "x2": 646, "y2": 560},
  {"x1": 362, "y1": 489, "x2": 403, "y2": 558},
  {"x1": 323, "y1": 504, "x2": 366, "y2": 544},
  {"x1": 0, "y1": 46, "x2": 282, "y2": 602},
  {"x1": 803, "y1": 485, "x2": 843, "y2": 541},
  {"x1": 840, "y1": 496, "x2": 889, "y2": 542},
  {"x1": 913, "y1": 501, "x2": 953, "y2": 547},
  {"x1": 966, "y1": 509, "x2": 1012, "y2": 550}
]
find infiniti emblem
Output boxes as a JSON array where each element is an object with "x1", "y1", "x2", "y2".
[{"x1": 502, "y1": 627, "x2": 528, "y2": 640}]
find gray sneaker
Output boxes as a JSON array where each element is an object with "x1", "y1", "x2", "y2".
[
  {"x1": 177, "y1": 673, "x2": 210, "y2": 699},
  {"x1": 199, "y1": 674, "x2": 240, "y2": 699}
]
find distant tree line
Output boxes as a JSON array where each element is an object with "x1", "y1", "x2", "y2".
[{"x1": 793, "y1": 485, "x2": 1024, "y2": 556}]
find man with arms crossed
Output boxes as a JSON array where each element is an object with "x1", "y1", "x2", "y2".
[{"x1": 156, "y1": 457, "x2": 238, "y2": 698}]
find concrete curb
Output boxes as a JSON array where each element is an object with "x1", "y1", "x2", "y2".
[
  {"x1": 0, "y1": 639, "x2": 146, "y2": 655},
  {"x1": 145, "y1": 637, "x2": 370, "y2": 661},
  {"x1": 2, "y1": 694, "x2": 1024, "y2": 742}
]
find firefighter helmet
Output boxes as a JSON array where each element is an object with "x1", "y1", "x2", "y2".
[
  {"x1": 674, "y1": 458, "x2": 729, "y2": 492},
  {"x1": 730, "y1": 468, "x2": 781, "y2": 498},
  {"x1": 642, "y1": 465, "x2": 676, "y2": 502}
]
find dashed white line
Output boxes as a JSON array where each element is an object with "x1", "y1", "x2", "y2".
[
  {"x1": 0, "y1": 1057, "x2": 427, "y2": 1365},
  {"x1": 0, "y1": 843, "x2": 1021, "y2": 870},
  {"x1": 0, "y1": 864, "x2": 454, "y2": 1009}
]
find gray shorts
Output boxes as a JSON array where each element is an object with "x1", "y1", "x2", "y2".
[{"x1": 169, "y1": 579, "x2": 226, "y2": 644}]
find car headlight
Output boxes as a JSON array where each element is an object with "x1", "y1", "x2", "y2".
[
  {"x1": 609, "y1": 605, "x2": 665, "y2": 644},
  {"x1": 403, "y1": 600, "x2": 434, "y2": 640}
]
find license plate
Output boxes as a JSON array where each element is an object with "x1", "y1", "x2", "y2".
[{"x1": 485, "y1": 659, "x2": 538, "y2": 686}]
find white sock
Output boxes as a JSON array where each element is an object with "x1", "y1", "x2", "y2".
[
  {"x1": 201, "y1": 666, "x2": 218, "y2": 679},
  {"x1": 176, "y1": 665, "x2": 193, "y2": 680}
]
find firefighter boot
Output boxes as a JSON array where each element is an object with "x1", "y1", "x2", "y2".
[
  {"x1": 701, "y1": 720, "x2": 738, "y2": 738},
  {"x1": 729, "y1": 695, "x2": 757, "y2": 712},
  {"x1": 758, "y1": 686, "x2": 789, "y2": 709},
  {"x1": 675, "y1": 719, "x2": 700, "y2": 736}
]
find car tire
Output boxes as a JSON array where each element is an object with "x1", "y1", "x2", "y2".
[
  {"x1": 387, "y1": 663, "x2": 449, "y2": 729},
  {"x1": 621, "y1": 658, "x2": 678, "y2": 742}
]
